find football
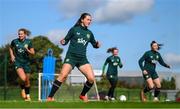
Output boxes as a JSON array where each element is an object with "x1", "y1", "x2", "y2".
[{"x1": 119, "y1": 95, "x2": 127, "y2": 101}]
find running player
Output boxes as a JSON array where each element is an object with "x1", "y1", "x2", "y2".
[
  {"x1": 9, "y1": 28, "x2": 35, "y2": 101},
  {"x1": 47, "y1": 13, "x2": 100, "y2": 102},
  {"x1": 139, "y1": 41, "x2": 170, "y2": 102},
  {"x1": 102, "y1": 47, "x2": 123, "y2": 101}
]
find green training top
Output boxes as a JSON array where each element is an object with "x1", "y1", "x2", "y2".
[
  {"x1": 102, "y1": 55, "x2": 123, "y2": 76},
  {"x1": 138, "y1": 50, "x2": 169, "y2": 72},
  {"x1": 63, "y1": 25, "x2": 98, "y2": 57},
  {"x1": 10, "y1": 38, "x2": 33, "y2": 64}
]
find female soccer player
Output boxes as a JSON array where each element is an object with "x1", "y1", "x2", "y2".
[
  {"x1": 139, "y1": 41, "x2": 170, "y2": 102},
  {"x1": 102, "y1": 47, "x2": 123, "y2": 101},
  {"x1": 47, "y1": 13, "x2": 100, "y2": 102},
  {"x1": 9, "y1": 28, "x2": 35, "y2": 101}
]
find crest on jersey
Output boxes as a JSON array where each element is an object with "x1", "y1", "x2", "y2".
[
  {"x1": 150, "y1": 56, "x2": 153, "y2": 59},
  {"x1": 117, "y1": 59, "x2": 119, "y2": 62},
  {"x1": 156, "y1": 55, "x2": 159, "y2": 59},
  {"x1": 24, "y1": 44, "x2": 28, "y2": 48},
  {"x1": 86, "y1": 34, "x2": 90, "y2": 39}
]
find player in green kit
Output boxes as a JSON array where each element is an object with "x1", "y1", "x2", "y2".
[
  {"x1": 47, "y1": 13, "x2": 100, "y2": 102},
  {"x1": 139, "y1": 41, "x2": 170, "y2": 102},
  {"x1": 102, "y1": 47, "x2": 123, "y2": 101},
  {"x1": 9, "y1": 28, "x2": 35, "y2": 101}
]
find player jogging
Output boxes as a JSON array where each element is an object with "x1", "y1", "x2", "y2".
[
  {"x1": 47, "y1": 13, "x2": 100, "y2": 102},
  {"x1": 139, "y1": 41, "x2": 170, "y2": 102},
  {"x1": 102, "y1": 47, "x2": 123, "y2": 101},
  {"x1": 9, "y1": 28, "x2": 35, "y2": 101}
]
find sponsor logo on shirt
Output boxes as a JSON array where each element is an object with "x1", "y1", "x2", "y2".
[
  {"x1": 77, "y1": 38, "x2": 87, "y2": 45},
  {"x1": 150, "y1": 55, "x2": 158, "y2": 64},
  {"x1": 113, "y1": 62, "x2": 118, "y2": 66},
  {"x1": 18, "y1": 48, "x2": 25, "y2": 53},
  {"x1": 152, "y1": 59, "x2": 158, "y2": 64}
]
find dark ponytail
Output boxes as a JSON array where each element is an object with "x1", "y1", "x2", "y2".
[
  {"x1": 107, "y1": 47, "x2": 118, "y2": 53},
  {"x1": 74, "y1": 13, "x2": 91, "y2": 27},
  {"x1": 151, "y1": 40, "x2": 163, "y2": 50},
  {"x1": 18, "y1": 28, "x2": 31, "y2": 36}
]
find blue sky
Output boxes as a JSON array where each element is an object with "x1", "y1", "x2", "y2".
[{"x1": 0, "y1": 0, "x2": 180, "y2": 72}]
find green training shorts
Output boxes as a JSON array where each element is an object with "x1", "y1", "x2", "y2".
[
  {"x1": 63, "y1": 53, "x2": 89, "y2": 69},
  {"x1": 14, "y1": 60, "x2": 31, "y2": 73}
]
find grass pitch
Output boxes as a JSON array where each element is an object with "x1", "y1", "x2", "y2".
[{"x1": 0, "y1": 101, "x2": 180, "y2": 108}]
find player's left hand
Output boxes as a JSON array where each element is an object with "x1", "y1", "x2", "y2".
[
  {"x1": 24, "y1": 45, "x2": 35, "y2": 55},
  {"x1": 167, "y1": 65, "x2": 171, "y2": 69},
  {"x1": 96, "y1": 41, "x2": 101, "y2": 48},
  {"x1": 60, "y1": 39, "x2": 65, "y2": 45}
]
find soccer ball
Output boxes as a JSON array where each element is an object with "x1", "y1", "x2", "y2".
[{"x1": 119, "y1": 95, "x2": 127, "y2": 101}]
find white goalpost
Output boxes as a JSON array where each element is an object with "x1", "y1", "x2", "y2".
[{"x1": 38, "y1": 73, "x2": 100, "y2": 101}]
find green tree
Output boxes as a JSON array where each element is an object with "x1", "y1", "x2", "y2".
[
  {"x1": 0, "y1": 44, "x2": 13, "y2": 85},
  {"x1": 30, "y1": 36, "x2": 63, "y2": 73},
  {"x1": 161, "y1": 77, "x2": 176, "y2": 89}
]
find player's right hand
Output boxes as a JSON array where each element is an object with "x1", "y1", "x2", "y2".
[
  {"x1": 96, "y1": 41, "x2": 101, "y2": 48},
  {"x1": 143, "y1": 70, "x2": 148, "y2": 75},
  {"x1": 167, "y1": 65, "x2": 171, "y2": 69},
  {"x1": 11, "y1": 56, "x2": 15, "y2": 62}
]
